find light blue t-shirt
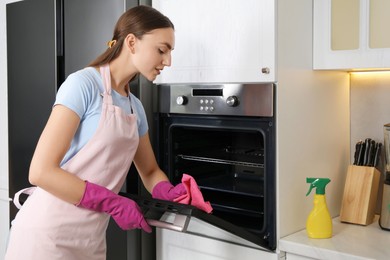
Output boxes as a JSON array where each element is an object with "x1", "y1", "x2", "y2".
[{"x1": 54, "y1": 67, "x2": 148, "y2": 165}]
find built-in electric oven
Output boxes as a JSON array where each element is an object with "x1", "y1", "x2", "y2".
[{"x1": 153, "y1": 83, "x2": 276, "y2": 251}]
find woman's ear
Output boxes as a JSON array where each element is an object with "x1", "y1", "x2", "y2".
[{"x1": 124, "y1": 33, "x2": 136, "y2": 54}]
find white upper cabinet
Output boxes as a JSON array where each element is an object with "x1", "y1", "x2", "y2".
[
  {"x1": 314, "y1": 0, "x2": 390, "y2": 70},
  {"x1": 153, "y1": 0, "x2": 276, "y2": 84}
]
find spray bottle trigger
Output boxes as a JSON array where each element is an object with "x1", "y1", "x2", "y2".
[{"x1": 306, "y1": 184, "x2": 314, "y2": 196}]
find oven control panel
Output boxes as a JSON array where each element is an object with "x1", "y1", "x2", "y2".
[
  {"x1": 158, "y1": 83, "x2": 274, "y2": 117},
  {"x1": 199, "y1": 98, "x2": 215, "y2": 112},
  {"x1": 226, "y1": 96, "x2": 238, "y2": 107}
]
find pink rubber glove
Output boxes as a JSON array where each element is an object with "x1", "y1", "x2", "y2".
[
  {"x1": 152, "y1": 181, "x2": 187, "y2": 201},
  {"x1": 77, "y1": 181, "x2": 151, "y2": 233}
]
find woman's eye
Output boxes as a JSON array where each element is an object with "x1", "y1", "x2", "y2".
[{"x1": 159, "y1": 49, "x2": 166, "y2": 54}]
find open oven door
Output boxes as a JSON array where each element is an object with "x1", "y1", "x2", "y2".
[{"x1": 120, "y1": 193, "x2": 276, "y2": 252}]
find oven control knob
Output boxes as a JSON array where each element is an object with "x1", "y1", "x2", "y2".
[
  {"x1": 226, "y1": 96, "x2": 238, "y2": 107},
  {"x1": 176, "y1": 96, "x2": 188, "y2": 105}
]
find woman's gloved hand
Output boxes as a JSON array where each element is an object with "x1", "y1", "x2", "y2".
[
  {"x1": 152, "y1": 181, "x2": 187, "y2": 201},
  {"x1": 77, "y1": 181, "x2": 152, "y2": 233}
]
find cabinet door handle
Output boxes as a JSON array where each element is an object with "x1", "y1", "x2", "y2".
[{"x1": 261, "y1": 67, "x2": 270, "y2": 74}]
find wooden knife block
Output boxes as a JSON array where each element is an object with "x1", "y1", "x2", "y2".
[{"x1": 340, "y1": 165, "x2": 380, "y2": 225}]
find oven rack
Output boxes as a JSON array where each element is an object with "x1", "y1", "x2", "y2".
[
  {"x1": 177, "y1": 154, "x2": 264, "y2": 168},
  {"x1": 211, "y1": 203, "x2": 263, "y2": 217},
  {"x1": 196, "y1": 175, "x2": 264, "y2": 197}
]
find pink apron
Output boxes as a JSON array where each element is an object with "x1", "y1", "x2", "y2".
[{"x1": 5, "y1": 64, "x2": 139, "y2": 260}]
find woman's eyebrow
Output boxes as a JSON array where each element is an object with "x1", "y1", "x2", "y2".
[{"x1": 160, "y1": 42, "x2": 173, "y2": 50}]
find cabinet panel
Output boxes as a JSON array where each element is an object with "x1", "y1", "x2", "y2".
[
  {"x1": 331, "y1": 0, "x2": 359, "y2": 51},
  {"x1": 369, "y1": 0, "x2": 390, "y2": 48},
  {"x1": 153, "y1": 0, "x2": 275, "y2": 83},
  {"x1": 314, "y1": 0, "x2": 390, "y2": 70},
  {"x1": 156, "y1": 229, "x2": 279, "y2": 260}
]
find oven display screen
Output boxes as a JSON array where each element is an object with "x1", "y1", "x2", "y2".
[{"x1": 192, "y1": 89, "x2": 223, "y2": 96}]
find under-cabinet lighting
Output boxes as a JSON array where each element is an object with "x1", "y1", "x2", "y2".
[{"x1": 349, "y1": 71, "x2": 390, "y2": 76}]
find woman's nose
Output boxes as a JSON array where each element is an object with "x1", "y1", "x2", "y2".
[{"x1": 162, "y1": 54, "x2": 171, "y2": 67}]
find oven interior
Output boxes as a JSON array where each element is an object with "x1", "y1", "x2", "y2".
[{"x1": 158, "y1": 116, "x2": 275, "y2": 238}]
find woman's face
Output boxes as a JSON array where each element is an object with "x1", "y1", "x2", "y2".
[{"x1": 132, "y1": 27, "x2": 175, "y2": 81}]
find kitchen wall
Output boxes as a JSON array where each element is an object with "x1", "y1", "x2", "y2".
[
  {"x1": 350, "y1": 72, "x2": 390, "y2": 212},
  {"x1": 276, "y1": 0, "x2": 350, "y2": 239},
  {"x1": 350, "y1": 72, "x2": 390, "y2": 156}
]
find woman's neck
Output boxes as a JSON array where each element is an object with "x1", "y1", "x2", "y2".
[{"x1": 108, "y1": 58, "x2": 137, "y2": 97}]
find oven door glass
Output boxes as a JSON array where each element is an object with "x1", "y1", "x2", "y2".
[
  {"x1": 120, "y1": 193, "x2": 272, "y2": 251},
  {"x1": 156, "y1": 114, "x2": 276, "y2": 250}
]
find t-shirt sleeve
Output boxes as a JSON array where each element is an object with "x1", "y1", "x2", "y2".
[
  {"x1": 54, "y1": 73, "x2": 94, "y2": 119},
  {"x1": 131, "y1": 94, "x2": 149, "y2": 137}
]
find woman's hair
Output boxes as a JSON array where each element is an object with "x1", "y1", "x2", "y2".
[{"x1": 89, "y1": 5, "x2": 174, "y2": 67}]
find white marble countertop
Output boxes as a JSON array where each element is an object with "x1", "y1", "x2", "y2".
[{"x1": 279, "y1": 215, "x2": 390, "y2": 260}]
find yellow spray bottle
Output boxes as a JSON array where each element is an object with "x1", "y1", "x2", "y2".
[{"x1": 306, "y1": 178, "x2": 332, "y2": 238}]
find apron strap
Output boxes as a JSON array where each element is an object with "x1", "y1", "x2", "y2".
[
  {"x1": 99, "y1": 64, "x2": 114, "y2": 106},
  {"x1": 99, "y1": 64, "x2": 112, "y2": 94},
  {"x1": 13, "y1": 187, "x2": 36, "y2": 209}
]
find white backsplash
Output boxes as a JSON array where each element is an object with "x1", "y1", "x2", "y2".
[
  {"x1": 350, "y1": 71, "x2": 390, "y2": 212},
  {"x1": 350, "y1": 72, "x2": 390, "y2": 164}
]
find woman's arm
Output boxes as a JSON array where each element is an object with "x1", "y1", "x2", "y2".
[
  {"x1": 29, "y1": 105, "x2": 86, "y2": 204},
  {"x1": 133, "y1": 133, "x2": 169, "y2": 193}
]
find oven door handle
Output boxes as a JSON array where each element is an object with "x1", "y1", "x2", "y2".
[{"x1": 146, "y1": 213, "x2": 190, "y2": 232}]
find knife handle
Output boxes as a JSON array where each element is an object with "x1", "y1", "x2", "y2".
[
  {"x1": 363, "y1": 138, "x2": 371, "y2": 166},
  {"x1": 357, "y1": 141, "x2": 365, "y2": 166},
  {"x1": 367, "y1": 140, "x2": 376, "y2": 166},
  {"x1": 353, "y1": 141, "x2": 361, "y2": 165},
  {"x1": 374, "y1": 143, "x2": 382, "y2": 168}
]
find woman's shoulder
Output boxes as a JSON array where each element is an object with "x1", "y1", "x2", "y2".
[
  {"x1": 59, "y1": 67, "x2": 102, "y2": 95},
  {"x1": 68, "y1": 67, "x2": 102, "y2": 88},
  {"x1": 55, "y1": 67, "x2": 103, "y2": 117},
  {"x1": 73, "y1": 66, "x2": 100, "y2": 78}
]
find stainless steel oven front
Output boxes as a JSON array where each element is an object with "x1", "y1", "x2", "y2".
[{"x1": 154, "y1": 83, "x2": 276, "y2": 251}]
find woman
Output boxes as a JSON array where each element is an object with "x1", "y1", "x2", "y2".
[{"x1": 5, "y1": 5, "x2": 191, "y2": 259}]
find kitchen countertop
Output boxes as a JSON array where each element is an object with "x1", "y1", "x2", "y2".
[{"x1": 279, "y1": 215, "x2": 390, "y2": 260}]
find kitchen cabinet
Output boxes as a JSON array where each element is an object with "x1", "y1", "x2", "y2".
[
  {"x1": 156, "y1": 229, "x2": 282, "y2": 260},
  {"x1": 314, "y1": 0, "x2": 390, "y2": 70},
  {"x1": 152, "y1": 0, "x2": 275, "y2": 84}
]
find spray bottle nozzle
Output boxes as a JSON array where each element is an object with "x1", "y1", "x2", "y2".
[{"x1": 306, "y1": 178, "x2": 331, "y2": 196}]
